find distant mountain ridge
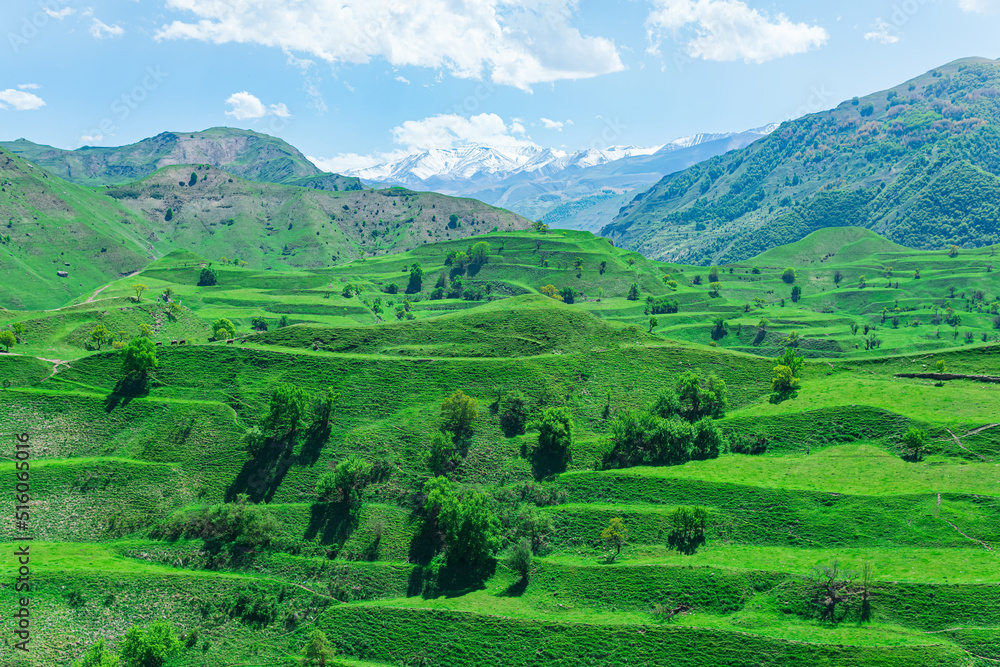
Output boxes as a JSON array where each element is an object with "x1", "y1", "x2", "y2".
[
  {"x1": 1, "y1": 127, "x2": 363, "y2": 191},
  {"x1": 601, "y1": 57, "x2": 1000, "y2": 265},
  {"x1": 341, "y1": 126, "x2": 776, "y2": 231}
]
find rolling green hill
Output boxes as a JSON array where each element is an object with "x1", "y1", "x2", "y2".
[
  {"x1": 1, "y1": 127, "x2": 363, "y2": 190},
  {"x1": 602, "y1": 57, "x2": 1000, "y2": 264}
]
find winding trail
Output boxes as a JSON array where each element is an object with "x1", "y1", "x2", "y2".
[{"x1": 86, "y1": 270, "x2": 140, "y2": 303}]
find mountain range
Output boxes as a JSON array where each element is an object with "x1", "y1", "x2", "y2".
[
  {"x1": 602, "y1": 57, "x2": 1000, "y2": 264},
  {"x1": 339, "y1": 126, "x2": 776, "y2": 231}
]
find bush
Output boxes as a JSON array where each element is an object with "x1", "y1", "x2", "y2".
[
  {"x1": 441, "y1": 389, "x2": 479, "y2": 437},
  {"x1": 300, "y1": 630, "x2": 335, "y2": 666},
  {"x1": 121, "y1": 338, "x2": 159, "y2": 378},
  {"x1": 250, "y1": 316, "x2": 268, "y2": 331},
  {"x1": 499, "y1": 390, "x2": 530, "y2": 436},
  {"x1": 73, "y1": 638, "x2": 119, "y2": 667},
  {"x1": 782, "y1": 268, "x2": 796, "y2": 284},
  {"x1": 505, "y1": 538, "x2": 533, "y2": 581},
  {"x1": 264, "y1": 383, "x2": 308, "y2": 435},
  {"x1": 212, "y1": 318, "x2": 236, "y2": 340},
  {"x1": 667, "y1": 506, "x2": 709, "y2": 554},
  {"x1": 119, "y1": 620, "x2": 181, "y2": 667},
  {"x1": 198, "y1": 267, "x2": 217, "y2": 286},
  {"x1": 316, "y1": 456, "x2": 373, "y2": 502},
  {"x1": 529, "y1": 406, "x2": 574, "y2": 477}
]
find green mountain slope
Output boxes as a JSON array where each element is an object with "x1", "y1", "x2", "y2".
[
  {"x1": 0, "y1": 148, "x2": 167, "y2": 309},
  {"x1": 1, "y1": 127, "x2": 363, "y2": 191},
  {"x1": 602, "y1": 57, "x2": 1000, "y2": 264},
  {"x1": 105, "y1": 164, "x2": 532, "y2": 269}
]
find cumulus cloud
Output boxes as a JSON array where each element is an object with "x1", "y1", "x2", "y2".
[
  {"x1": 957, "y1": 0, "x2": 1000, "y2": 12},
  {"x1": 224, "y1": 91, "x2": 291, "y2": 120},
  {"x1": 0, "y1": 89, "x2": 46, "y2": 111},
  {"x1": 395, "y1": 75, "x2": 410, "y2": 84},
  {"x1": 79, "y1": 134, "x2": 104, "y2": 144},
  {"x1": 90, "y1": 18, "x2": 125, "y2": 39},
  {"x1": 156, "y1": 0, "x2": 624, "y2": 91},
  {"x1": 540, "y1": 117, "x2": 565, "y2": 130},
  {"x1": 44, "y1": 7, "x2": 75, "y2": 19},
  {"x1": 864, "y1": 19, "x2": 900, "y2": 45},
  {"x1": 647, "y1": 0, "x2": 828, "y2": 64},
  {"x1": 309, "y1": 112, "x2": 538, "y2": 173}
]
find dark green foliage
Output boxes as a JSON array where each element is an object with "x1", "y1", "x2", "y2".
[
  {"x1": 627, "y1": 283, "x2": 640, "y2": 300},
  {"x1": 264, "y1": 382, "x2": 308, "y2": 435},
  {"x1": 300, "y1": 629, "x2": 335, "y2": 666},
  {"x1": 505, "y1": 538, "x2": 533, "y2": 581},
  {"x1": 559, "y1": 286, "x2": 576, "y2": 304},
  {"x1": 423, "y1": 477, "x2": 501, "y2": 568},
  {"x1": 155, "y1": 494, "x2": 279, "y2": 551},
  {"x1": 250, "y1": 316, "x2": 268, "y2": 331},
  {"x1": 605, "y1": 410, "x2": 724, "y2": 468},
  {"x1": 189, "y1": 172, "x2": 198, "y2": 186},
  {"x1": 118, "y1": 619, "x2": 181, "y2": 667},
  {"x1": 782, "y1": 268, "x2": 796, "y2": 284},
  {"x1": 316, "y1": 456, "x2": 374, "y2": 502},
  {"x1": 499, "y1": 390, "x2": 530, "y2": 436},
  {"x1": 711, "y1": 317, "x2": 728, "y2": 341},
  {"x1": 791, "y1": 285, "x2": 802, "y2": 302},
  {"x1": 164, "y1": 207, "x2": 172, "y2": 222},
  {"x1": 650, "y1": 297, "x2": 679, "y2": 314},
  {"x1": 198, "y1": 266, "x2": 217, "y2": 286},
  {"x1": 73, "y1": 638, "x2": 120, "y2": 667},
  {"x1": 211, "y1": 317, "x2": 235, "y2": 340},
  {"x1": 676, "y1": 372, "x2": 728, "y2": 421},
  {"x1": 407, "y1": 262, "x2": 424, "y2": 293},
  {"x1": 902, "y1": 427, "x2": 927, "y2": 461},
  {"x1": 426, "y1": 430, "x2": 460, "y2": 476},
  {"x1": 667, "y1": 506, "x2": 709, "y2": 554},
  {"x1": 529, "y1": 406, "x2": 574, "y2": 477},
  {"x1": 770, "y1": 348, "x2": 804, "y2": 404},
  {"x1": 441, "y1": 389, "x2": 479, "y2": 438},
  {"x1": 121, "y1": 337, "x2": 158, "y2": 378}
]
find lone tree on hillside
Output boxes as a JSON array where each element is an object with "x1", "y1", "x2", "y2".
[
  {"x1": 667, "y1": 506, "x2": 709, "y2": 555},
  {"x1": 649, "y1": 316, "x2": 658, "y2": 333},
  {"x1": 791, "y1": 285, "x2": 802, "y2": 302},
  {"x1": 406, "y1": 262, "x2": 424, "y2": 294},
  {"x1": 426, "y1": 431, "x2": 460, "y2": 476},
  {"x1": 264, "y1": 383, "x2": 308, "y2": 436},
  {"x1": 902, "y1": 427, "x2": 927, "y2": 461},
  {"x1": 0, "y1": 330, "x2": 15, "y2": 352},
  {"x1": 316, "y1": 456, "x2": 373, "y2": 503},
  {"x1": 782, "y1": 268, "x2": 796, "y2": 284},
  {"x1": 770, "y1": 347, "x2": 804, "y2": 404},
  {"x1": 121, "y1": 338, "x2": 159, "y2": 379},
  {"x1": 441, "y1": 389, "x2": 479, "y2": 438},
  {"x1": 198, "y1": 266, "x2": 217, "y2": 286},
  {"x1": 833, "y1": 270, "x2": 843, "y2": 286},
  {"x1": 118, "y1": 619, "x2": 181, "y2": 667},
  {"x1": 469, "y1": 241, "x2": 491, "y2": 265},
  {"x1": 529, "y1": 406, "x2": 574, "y2": 477},
  {"x1": 90, "y1": 324, "x2": 111, "y2": 350},
  {"x1": 212, "y1": 318, "x2": 236, "y2": 340},
  {"x1": 601, "y1": 517, "x2": 628, "y2": 562},
  {"x1": 132, "y1": 284, "x2": 148, "y2": 301},
  {"x1": 300, "y1": 630, "x2": 335, "y2": 666},
  {"x1": 627, "y1": 283, "x2": 640, "y2": 301}
]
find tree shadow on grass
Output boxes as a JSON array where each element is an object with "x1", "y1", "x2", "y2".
[
  {"x1": 298, "y1": 422, "x2": 331, "y2": 466},
  {"x1": 225, "y1": 435, "x2": 295, "y2": 503},
  {"x1": 498, "y1": 576, "x2": 528, "y2": 598},
  {"x1": 103, "y1": 377, "x2": 149, "y2": 412},
  {"x1": 304, "y1": 501, "x2": 358, "y2": 553}
]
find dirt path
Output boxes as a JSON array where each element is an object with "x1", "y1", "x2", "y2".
[
  {"x1": 86, "y1": 270, "x2": 140, "y2": 303},
  {"x1": 945, "y1": 428, "x2": 993, "y2": 462},
  {"x1": 942, "y1": 518, "x2": 993, "y2": 551}
]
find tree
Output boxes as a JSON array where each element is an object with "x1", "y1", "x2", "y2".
[
  {"x1": 0, "y1": 330, "x2": 15, "y2": 352},
  {"x1": 770, "y1": 348, "x2": 803, "y2": 403},
  {"x1": 540, "y1": 284, "x2": 563, "y2": 301},
  {"x1": 164, "y1": 207, "x2": 173, "y2": 222},
  {"x1": 627, "y1": 283, "x2": 640, "y2": 301},
  {"x1": 708, "y1": 266, "x2": 720, "y2": 282},
  {"x1": 812, "y1": 561, "x2": 858, "y2": 622},
  {"x1": 936, "y1": 359, "x2": 947, "y2": 373},
  {"x1": 132, "y1": 284, "x2": 148, "y2": 301},
  {"x1": 12, "y1": 321, "x2": 25, "y2": 342},
  {"x1": 301, "y1": 630, "x2": 336, "y2": 666},
  {"x1": 676, "y1": 372, "x2": 727, "y2": 421},
  {"x1": 648, "y1": 316, "x2": 658, "y2": 333},
  {"x1": 427, "y1": 431, "x2": 459, "y2": 476},
  {"x1": 250, "y1": 316, "x2": 269, "y2": 331},
  {"x1": 531, "y1": 221, "x2": 549, "y2": 233},
  {"x1": 189, "y1": 171, "x2": 198, "y2": 186},
  {"x1": 783, "y1": 331, "x2": 801, "y2": 348},
  {"x1": 667, "y1": 506, "x2": 709, "y2": 554},
  {"x1": 90, "y1": 324, "x2": 111, "y2": 350},
  {"x1": 406, "y1": 262, "x2": 424, "y2": 293},
  {"x1": 198, "y1": 267, "x2": 217, "y2": 286},
  {"x1": 708, "y1": 281, "x2": 723, "y2": 297},
  {"x1": 559, "y1": 286, "x2": 576, "y2": 304},
  {"x1": 138, "y1": 323, "x2": 154, "y2": 338},
  {"x1": 948, "y1": 245, "x2": 960, "y2": 258},
  {"x1": 264, "y1": 383, "x2": 308, "y2": 435},
  {"x1": 441, "y1": 389, "x2": 479, "y2": 437},
  {"x1": 529, "y1": 406, "x2": 574, "y2": 476},
  {"x1": 311, "y1": 386, "x2": 340, "y2": 427},
  {"x1": 211, "y1": 318, "x2": 236, "y2": 340},
  {"x1": 902, "y1": 427, "x2": 927, "y2": 460},
  {"x1": 782, "y1": 268, "x2": 796, "y2": 284},
  {"x1": 74, "y1": 639, "x2": 119, "y2": 667},
  {"x1": 710, "y1": 317, "x2": 728, "y2": 341},
  {"x1": 601, "y1": 517, "x2": 628, "y2": 562},
  {"x1": 118, "y1": 620, "x2": 181, "y2": 667},
  {"x1": 791, "y1": 285, "x2": 802, "y2": 302},
  {"x1": 424, "y1": 479, "x2": 501, "y2": 568},
  {"x1": 499, "y1": 390, "x2": 530, "y2": 436},
  {"x1": 121, "y1": 338, "x2": 159, "y2": 378},
  {"x1": 469, "y1": 241, "x2": 490, "y2": 265},
  {"x1": 317, "y1": 456, "x2": 373, "y2": 502},
  {"x1": 279, "y1": 314, "x2": 290, "y2": 328},
  {"x1": 505, "y1": 538, "x2": 533, "y2": 581},
  {"x1": 833, "y1": 270, "x2": 843, "y2": 286}
]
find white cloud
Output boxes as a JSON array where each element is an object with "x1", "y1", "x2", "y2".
[
  {"x1": 44, "y1": 7, "x2": 75, "y2": 19},
  {"x1": 864, "y1": 19, "x2": 900, "y2": 45},
  {"x1": 17, "y1": 83, "x2": 41, "y2": 90},
  {"x1": 0, "y1": 89, "x2": 46, "y2": 111},
  {"x1": 309, "y1": 112, "x2": 538, "y2": 173},
  {"x1": 79, "y1": 134, "x2": 104, "y2": 144},
  {"x1": 647, "y1": 0, "x2": 828, "y2": 64},
  {"x1": 395, "y1": 75, "x2": 410, "y2": 84},
  {"x1": 157, "y1": 0, "x2": 624, "y2": 91},
  {"x1": 224, "y1": 91, "x2": 292, "y2": 120},
  {"x1": 957, "y1": 0, "x2": 1000, "y2": 12},
  {"x1": 540, "y1": 117, "x2": 565, "y2": 130},
  {"x1": 90, "y1": 18, "x2": 125, "y2": 39}
]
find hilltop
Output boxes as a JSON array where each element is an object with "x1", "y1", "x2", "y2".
[
  {"x1": 603, "y1": 57, "x2": 1000, "y2": 264},
  {"x1": 1, "y1": 127, "x2": 363, "y2": 191}
]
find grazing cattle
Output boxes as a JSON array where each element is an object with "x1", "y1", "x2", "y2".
[
  {"x1": 239, "y1": 339, "x2": 245, "y2": 344},
  {"x1": 226, "y1": 339, "x2": 234, "y2": 344},
  {"x1": 170, "y1": 340, "x2": 178, "y2": 345},
  {"x1": 179, "y1": 340, "x2": 187, "y2": 345},
  {"x1": 155, "y1": 342, "x2": 163, "y2": 347}
]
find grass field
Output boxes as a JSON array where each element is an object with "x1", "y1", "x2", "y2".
[{"x1": 4, "y1": 227, "x2": 1000, "y2": 665}]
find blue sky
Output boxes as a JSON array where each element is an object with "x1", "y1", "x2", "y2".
[{"x1": 1, "y1": 0, "x2": 999, "y2": 172}]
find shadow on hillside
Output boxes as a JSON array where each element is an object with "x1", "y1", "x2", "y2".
[
  {"x1": 298, "y1": 422, "x2": 331, "y2": 466},
  {"x1": 499, "y1": 577, "x2": 529, "y2": 598},
  {"x1": 304, "y1": 501, "x2": 357, "y2": 550},
  {"x1": 103, "y1": 377, "x2": 150, "y2": 412},
  {"x1": 225, "y1": 435, "x2": 295, "y2": 503},
  {"x1": 406, "y1": 558, "x2": 495, "y2": 599}
]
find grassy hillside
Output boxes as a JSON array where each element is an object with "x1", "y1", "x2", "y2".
[
  {"x1": 1, "y1": 127, "x2": 363, "y2": 191},
  {"x1": 5, "y1": 229, "x2": 1000, "y2": 666},
  {"x1": 603, "y1": 57, "x2": 1000, "y2": 264}
]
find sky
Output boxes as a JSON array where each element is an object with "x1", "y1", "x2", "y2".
[{"x1": 1, "y1": 0, "x2": 999, "y2": 173}]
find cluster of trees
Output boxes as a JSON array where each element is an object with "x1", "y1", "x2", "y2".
[
  {"x1": 600, "y1": 506, "x2": 710, "y2": 564},
  {"x1": 423, "y1": 476, "x2": 501, "y2": 570},
  {"x1": 155, "y1": 493, "x2": 279, "y2": 551},
  {"x1": 198, "y1": 266, "x2": 217, "y2": 286},
  {"x1": 770, "y1": 348, "x2": 804, "y2": 404},
  {"x1": 73, "y1": 620, "x2": 181, "y2": 667},
  {"x1": 604, "y1": 372, "x2": 728, "y2": 468},
  {"x1": 646, "y1": 296, "x2": 679, "y2": 315}
]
